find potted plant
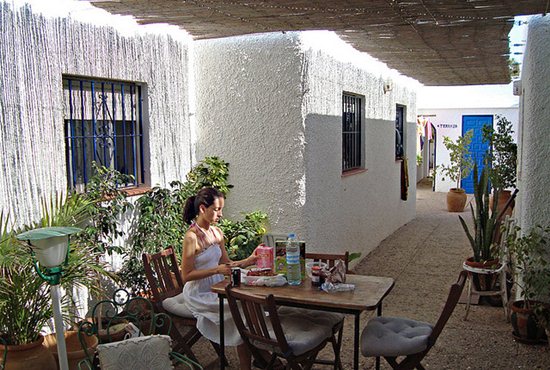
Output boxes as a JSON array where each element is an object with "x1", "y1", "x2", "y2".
[
  {"x1": 0, "y1": 191, "x2": 117, "y2": 369},
  {"x1": 482, "y1": 115, "x2": 518, "y2": 216},
  {"x1": 507, "y1": 223, "x2": 550, "y2": 343},
  {"x1": 438, "y1": 130, "x2": 474, "y2": 212},
  {"x1": 459, "y1": 163, "x2": 502, "y2": 291}
]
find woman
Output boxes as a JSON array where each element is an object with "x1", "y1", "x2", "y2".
[{"x1": 181, "y1": 187, "x2": 257, "y2": 369}]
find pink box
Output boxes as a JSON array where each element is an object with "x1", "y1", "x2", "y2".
[{"x1": 255, "y1": 244, "x2": 274, "y2": 270}]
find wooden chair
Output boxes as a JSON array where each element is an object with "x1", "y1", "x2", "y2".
[
  {"x1": 305, "y1": 251, "x2": 352, "y2": 274},
  {"x1": 77, "y1": 288, "x2": 201, "y2": 370},
  {"x1": 360, "y1": 271, "x2": 467, "y2": 370},
  {"x1": 142, "y1": 247, "x2": 225, "y2": 366},
  {"x1": 225, "y1": 284, "x2": 333, "y2": 370}
]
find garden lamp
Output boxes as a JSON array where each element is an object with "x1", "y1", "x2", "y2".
[{"x1": 16, "y1": 226, "x2": 81, "y2": 370}]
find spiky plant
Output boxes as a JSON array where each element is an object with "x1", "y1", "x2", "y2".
[{"x1": 459, "y1": 163, "x2": 500, "y2": 262}]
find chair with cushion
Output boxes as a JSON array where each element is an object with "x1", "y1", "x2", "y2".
[
  {"x1": 142, "y1": 247, "x2": 225, "y2": 365},
  {"x1": 360, "y1": 271, "x2": 467, "y2": 370},
  {"x1": 225, "y1": 284, "x2": 333, "y2": 370},
  {"x1": 77, "y1": 289, "x2": 200, "y2": 370}
]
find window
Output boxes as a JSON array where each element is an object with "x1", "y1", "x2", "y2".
[
  {"x1": 63, "y1": 76, "x2": 144, "y2": 190},
  {"x1": 342, "y1": 93, "x2": 363, "y2": 172},
  {"x1": 395, "y1": 105, "x2": 405, "y2": 160}
]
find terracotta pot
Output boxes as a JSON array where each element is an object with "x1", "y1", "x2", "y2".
[
  {"x1": 489, "y1": 190, "x2": 515, "y2": 217},
  {"x1": 0, "y1": 335, "x2": 57, "y2": 370},
  {"x1": 44, "y1": 330, "x2": 98, "y2": 370},
  {"x1": 510, "y1": 300, "x2": 547, "y2": 344},
  {"x1": 464, "y1": 257, "x2": 501, "y2": 291},
  {"x1": 447, "y1": 188, "x2": 467, "y2": 212}
]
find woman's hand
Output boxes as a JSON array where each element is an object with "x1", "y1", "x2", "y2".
[{"x1": 217, "y1": 263, "x2": 232, "y2": 276}]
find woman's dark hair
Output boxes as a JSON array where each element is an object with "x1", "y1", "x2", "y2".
[{"x1": 183, "y1": 187, "x2": 224, "y2": 224}]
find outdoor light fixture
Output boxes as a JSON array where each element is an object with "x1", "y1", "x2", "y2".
[{"x1": 16, "y1": 226, "x2": 82, "y2": 370}]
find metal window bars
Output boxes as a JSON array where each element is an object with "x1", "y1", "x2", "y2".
[{"x1": 342, "y1": 94, "x2": 362, "y2": 172}]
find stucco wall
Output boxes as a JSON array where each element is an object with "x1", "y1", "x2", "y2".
[
  {"x1": 516, "y1": 15, "x2": 550, "y2": 230},
  {"x1": 193, "y1": 33, "x2": 307, "y2": 234},
  {"x1": 0, "y1": 3, "x2": 192, "y2": 226},
  {"x1": 417, "y1": 107, "x2": 519, "y2": 193},
  {"x1": 301, "y1": 42, "x2": 417, "y2": 258},
  {"x1": 195, "y1": 31, "x2": 418, "y2": 260}
]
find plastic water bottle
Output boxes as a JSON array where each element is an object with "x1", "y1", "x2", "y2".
[{"x1": 286, "y1": 233, "x2": 301, "y2": 285}]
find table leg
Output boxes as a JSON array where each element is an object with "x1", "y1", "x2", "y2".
[
  {"x1": 354, "y1": 312, "x2": 360, "y2": 370},
  {"x1": 219, "y1": 294, "x2": 225, "y2": 370},
  {"x1": 376, "y1": 303, "x2": 382, "y2": 370}
]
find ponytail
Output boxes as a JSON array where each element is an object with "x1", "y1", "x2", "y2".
[{"x1": 183, "y1": 196, "x2": 197, "y2": 224}]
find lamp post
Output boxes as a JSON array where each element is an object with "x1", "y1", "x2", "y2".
[{"x1": 16, "y1": 226, "x2": 81, "y2": 370}]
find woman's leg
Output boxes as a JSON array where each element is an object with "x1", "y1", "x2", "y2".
[{"x1": 237, "y1": 343, "x2": 252, "y2": 370}]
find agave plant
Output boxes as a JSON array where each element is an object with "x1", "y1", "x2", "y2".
[{"x1": 459, "y1": 163, "x2": 500, "y2": 262}]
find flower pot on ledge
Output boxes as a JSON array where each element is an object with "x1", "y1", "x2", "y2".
[{"x1": 447, "y1": 188, "x2": 467, "y2": 212}]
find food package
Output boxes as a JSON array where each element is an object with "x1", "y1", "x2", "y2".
[{"x1": 255, "y1": 244, "x2": 274, "y2": 270}]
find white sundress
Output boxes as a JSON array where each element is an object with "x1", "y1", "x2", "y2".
[{"x1": 181, "y1": 231, "x2": 243, "y2": 346}]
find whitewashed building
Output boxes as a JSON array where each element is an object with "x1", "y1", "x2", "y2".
[
  {"x1": 417, "y1": 106, "x2": 519, "y2": 193},
  {"x1": 0, "y1": 3, "x2": 418, "y2": 263}
]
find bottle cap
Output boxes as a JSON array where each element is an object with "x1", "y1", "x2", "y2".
[{"x1": 288, "y1": 233, "x2": 296, "y2": 239}]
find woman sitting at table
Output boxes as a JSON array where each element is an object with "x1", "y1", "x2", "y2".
[{"x1": 181, "y1": 187, "x2": 257, "y2": 369}]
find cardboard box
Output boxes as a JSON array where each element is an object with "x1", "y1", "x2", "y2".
[{"x1": 274, "y1": 240, "x2": 306, "y2": 279}]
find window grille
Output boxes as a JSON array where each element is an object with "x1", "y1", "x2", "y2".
[
  {"x1": 63, "y1": 76, "x2": 144, "y2": 190},
  {"x1": 395, "y1": 105, "x2": 405, "y2": 159},
  {"x1": 342, "y1": 93, "x2": 363, "y2": 172}
]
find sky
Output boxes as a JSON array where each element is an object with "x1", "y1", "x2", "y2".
[{"x1": 5, "y1": 0, "x2": 532, "y2": 109}]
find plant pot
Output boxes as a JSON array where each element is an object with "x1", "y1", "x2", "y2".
[
  {"x1": 464, "y1": 257, "x2": 501, "y2": 291},
  {"x1": 0, "y1": 334, "x2": 57, "y2": 370},
  {"x1": 44, "y1": 330, "x2": 98, "y2": 370},
  {"x1": 510, "y1": 300, "x2": 547, "y2": 344},
  {"x1": 490, "y1": 190, "x2": 515, "y2": 217},
  {"x1": 447, "y1": 188, "x2": 467, "y2": 212}
]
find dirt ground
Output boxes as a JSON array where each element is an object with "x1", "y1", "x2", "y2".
[{"x1": 186, "y1": 179, "x2": 550, "y2": 369}]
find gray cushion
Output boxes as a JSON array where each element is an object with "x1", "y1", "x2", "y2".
[
  {"x1": 277, "y1": 306, "x2": 344, "y2": 329},
  {"x1": 361, "y1": 316, "x2": 433, "y2": 357},
  {"x1": 162, "y1": 292, "x2": 195, "y2": 318},
  {"x1": 97, "y1": 335, "x2": 174, "y2": 370},
  {"x1": 253, "y1": 315, "x2": 333, "y2": 356}
]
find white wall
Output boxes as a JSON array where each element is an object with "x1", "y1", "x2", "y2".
[
  {"x1": 0, "y1": 3, "x2": 193, "y2": 226},
  {"x1": 301, "y1": 37, "x2": 418, "y2": 258},
  {"x1": 417, "y1": 107, "x2": 519, "y2": 193},
  {"x1": 195, "y1": 31, "x2": 418, "y2": 261},
  {"x1": 516, "y1": 15, "x2": 550, "y2": 231}
]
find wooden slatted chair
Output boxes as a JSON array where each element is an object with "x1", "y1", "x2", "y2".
[
  {"x1": 142, "y1": 247, "x2": 225, "y2": 366},
  {"x1": 225, "y1": 284, "x2": 333, "y2": 370},
  {"x1": 360, "y1": 271, "x2": 467, "y2": 370},
  {"x1": 305, "y1": 251, "x2": 352, "y2": 274}
]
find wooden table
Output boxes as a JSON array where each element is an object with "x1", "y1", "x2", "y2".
[{"x1": 211, "y1": 274, "x2": 395, "y2": 370}]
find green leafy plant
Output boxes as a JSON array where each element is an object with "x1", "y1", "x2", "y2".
[
  {"x1": 507, "y1": 224, "x2": 550, "y2": 311},
  {"x1": 219, "y1": 211, "x2": 269, "y2": 260},
  {"x1": 482, "y1": 115, "x2": 517, "y2": 192},
  {"x1": 459, "y1": 163, "x2": 500, "y2": 262},
  {"x1": 416, "y1": 154, "x2": 423, "y2": 166},
  {"x1": 78, "y1": 162, "x2": 134, "y2": 255},
  {"x1": 183, "y1": 156, "x2": 234, "y2": 196},
  {"x1": 438, "y1": 130, "x2": 474, "y2": 190}
]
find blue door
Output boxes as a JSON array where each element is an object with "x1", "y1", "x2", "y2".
[{"x1": 461, "y1": 115, "x2": 493, "y2": 194}]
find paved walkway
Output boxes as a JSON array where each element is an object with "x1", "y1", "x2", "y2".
[
  {"x1": 193, "y1": 180, "x2": 550, "y2": 369},
  {"x1": 349, "y1": 179, "x2": 550, "y2": 369}
]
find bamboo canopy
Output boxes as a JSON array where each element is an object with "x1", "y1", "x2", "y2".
[{"x1": 88, "y1": 0, "x2": 548, "y2": 85}]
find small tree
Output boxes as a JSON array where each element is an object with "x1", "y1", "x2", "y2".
[
  {"x1": 482, "y1": 115, "x2": 517, "y2": 192},
  {"x1": 439, "y1": 130, "x2": 474, "y2": 190}
]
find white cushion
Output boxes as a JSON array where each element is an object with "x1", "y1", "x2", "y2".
[
  {"x1": 361, "y1": 316, "x2": 433, "y2": 357},
  {"x1": 253, "y1": 315, "x2": 332, "y2": 356},
  {"x1": 97, "y1": 335, "x2": 174, "y2": 370},
  {"x1": 277, "y1": 306, "x2": 344, "y2": 328},
  {"x1": 162, "y1": 293, "x2": 195, "y2": 318}
]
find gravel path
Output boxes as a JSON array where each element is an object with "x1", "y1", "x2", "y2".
[{"x1": 186, "y1": 179, "x2": 550, "y2": 369}]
